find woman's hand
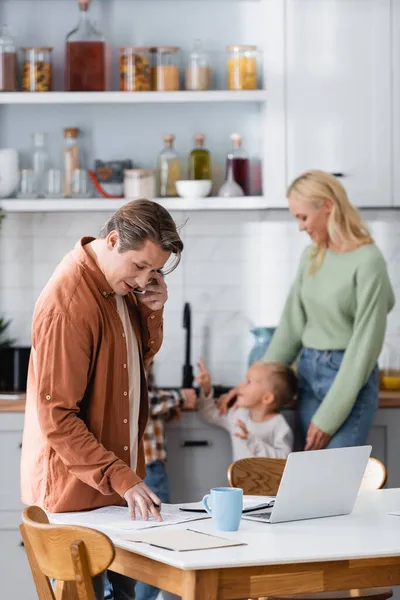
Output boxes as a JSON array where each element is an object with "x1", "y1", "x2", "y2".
[{"x1": 305, "y1": 423, "x2": 331, "y2": 451}]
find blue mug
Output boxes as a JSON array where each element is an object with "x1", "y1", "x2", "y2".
[{"x1": 202, "y1": 487, "x2": 243, "y2": 531}]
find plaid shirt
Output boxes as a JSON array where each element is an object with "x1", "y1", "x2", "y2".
[{"x1": 143, "y1": 389, "x2": 183, "y2": 465}]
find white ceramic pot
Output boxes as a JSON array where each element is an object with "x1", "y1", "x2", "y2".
[{"x1": 0, "y1": 148, "x2": 19, "y2": 198}]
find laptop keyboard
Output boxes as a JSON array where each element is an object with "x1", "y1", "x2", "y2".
[{"x1": 247, "y1": 511, "x2": 272, "y2": 520}]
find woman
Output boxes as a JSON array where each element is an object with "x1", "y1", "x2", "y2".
[{"x1": 264, "y1": 170, "x2": 395, "y2": 451}]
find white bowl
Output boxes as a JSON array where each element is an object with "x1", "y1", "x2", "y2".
[{"x1": 176, "y1": 180, "x2": 212, "y2": 198}]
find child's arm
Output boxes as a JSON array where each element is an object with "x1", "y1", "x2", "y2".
[
  {"x1": 235, "y1": 418, "x2": 293, "y2": 458},
  {"x1": 196, "y1": 358, "x2": 231, "y2": 431}
]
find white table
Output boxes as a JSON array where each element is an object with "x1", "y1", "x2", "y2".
[{"x1": 59, "y1": 490, "x2": 400, "y2": 600}]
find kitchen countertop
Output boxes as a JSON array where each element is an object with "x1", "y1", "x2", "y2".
[{"x1": 2, "y1": 390, "x2": 400, "y2": 413}]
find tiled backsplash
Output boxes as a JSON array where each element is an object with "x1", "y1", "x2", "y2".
[{"x1": 0, "y1": 210, "x2": 399, "y2": 387}]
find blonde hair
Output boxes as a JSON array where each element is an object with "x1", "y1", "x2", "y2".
[
  {"x1": 252, "y1": 361, "x2": 298, "y2": 408},
  {"x1": 287, "y1": 170, "x2": 373, "y2": 273}
]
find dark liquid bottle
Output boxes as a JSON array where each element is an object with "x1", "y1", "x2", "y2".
[
  {"x1": 226, "y1": 133, "x2": 250, "y2": 196},
  {"x1": 65, "y1": 0, "x2": 106, "y2": 92}
]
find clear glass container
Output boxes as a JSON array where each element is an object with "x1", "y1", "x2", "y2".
[
  {"x1": 189, "y1": 133, "x2": 211, "y2": 181},
  {"x1": 18, "y1": 169, "x2": 37, "y2": 199},
  {"x1": 65, "y1": 0, "x2": 106, "y2": 92},
  {"x1": 227, "y1": 44, "x2": 259, "y2": 91},
  {"x1": 150, "y1": 46, "x2": 180, "y2": 91},
  {"x1": 44, "y1": 169, "x2": 64, "y2": 199},
  {"x1": 22, "y1": 47, "x2": 53, "y2": 92},
  {"x1": 120, "y1": 47, "x2": 152, "y2": 92},
  {"x1": 158, "y1": 134, "x2": 181, "y2": 197},
  {"x1": 64, "y1": 128, "x2": 80, "y2": 197},
  {"x1": 218, "y1": 160, "x2": 244, "y2": 197},
  {"x1": 72, "y1": 168, "x2": 92, "y2": 198},
  {"x1": 0, "y1": 25, "x2": 17, "y2": 92},
  {"x1": 124, "y1": 169, "x2": 156, "y2": 200},
  {"x1": 226, "y1": 133, "x2": 250, "y2": 196},
  {"x1": 31, "y1": 132, "x2": 50, "y2": 197},
  {"x1": 185, "y1": 39, "x2": 211, "y2": 91}
]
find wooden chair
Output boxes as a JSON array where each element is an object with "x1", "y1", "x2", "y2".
[
  {"x1": 228, "y1": 457, "x2": 392, "y2": 600},
  {"x1": 20, "y1": 505, "x2": 115, "y2": 600}
]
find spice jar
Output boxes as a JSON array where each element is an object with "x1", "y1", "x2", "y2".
[
  {"x1": 120, "y1": 47, "x2": 152, "y2": 91},
  {"x1": 124, "y1": 169, "x2": 156, "y2": 199},
  {"x1": 22, "y1": 47, "x2": 53, "y2": 92},
  {"x1": 185, "y1": 39, "x2": 211, "y2": 91},
  {"x1": 150, "y1": 47, "x2": 180, "y2": 91},
  {"x1": 227, "y1": 45, "x2": 259, "y2": 91},
  {"x1": 0, "y1": 25, "x2": 17, "y2": 92}
]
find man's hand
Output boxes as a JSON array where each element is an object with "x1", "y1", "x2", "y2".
[
  {"x1": 305, "y1": 423, "x2": 331, "y2": 451},
  {"x1": 234, "y1": 419, "x2": 249, "y2": 440},
  {"x1": 196, "y1": 358, "x2": 212, "y2": 396},
  {"x1": 217, "y1": 387, "x2": 238, "y2": 415},
  {"x1": 181, "y1": 388, "x2": 197, "y2": 410},
  {"x1": 137, "y1": 271, "x2": 168, "y2": 312},
  {"x1": 124, "y1": 481, "x2": 163, "y2": 521}
]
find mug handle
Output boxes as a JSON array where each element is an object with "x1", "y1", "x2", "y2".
[{"x1": 202, "y1": 494, "x2": 212, "y2": 516}]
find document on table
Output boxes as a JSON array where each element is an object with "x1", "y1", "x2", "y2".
[
  {"x1": 179, "y1": 494, "x2": 275, "y2": 514},
  {"x1": 118, "y1": 528, "x2": 247, "y2": 552},
  {"x1": 49, "y1": 504, "x2": 209, "y2": 531}
]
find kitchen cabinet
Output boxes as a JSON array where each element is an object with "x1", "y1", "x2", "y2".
[
  {"x1": 286, "y1": 0, "x2": 392, "y2": 208},
  {"x1": 0, "y1": 412, "x2": 36, "y2": 600}
]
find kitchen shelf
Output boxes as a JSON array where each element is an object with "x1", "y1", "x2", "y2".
[
  {"x1": 0, "y1": 197, "x2": 268, "y2": 212},
  {"x1": 0, "y1": 91, "x2": 267, "y2": 105}
]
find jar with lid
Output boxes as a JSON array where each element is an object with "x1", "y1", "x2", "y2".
[
  {"x1": 65, "y1": 0, "x2": 107, "y2": 92},
  {"x1": 227, "y1": 45, "x2": 259, "y2": 91},
  {"x1": 22, "y1": 47, "x2": 53, "y2": 92},
  {"x1": 120, "y1": 47, "x2": 152, "y2": 91},
  {"x1": 150, "y1": 47, "x2": 180, "y2": 91},
  {"x1": 185, "y1": 39, "x2": 211, "y2": 91},
  {"x1": 0, "y1": 25, "x2": 17, "y2": 92},
  {"x1": 124, "y1": 169, "x2": 156, "y2": 200}
]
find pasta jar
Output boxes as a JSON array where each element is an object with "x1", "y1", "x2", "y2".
[
  {"x1": 22, "y1": 47, "x2": 53, "y2": 92},
  {"x1": 150, "y1": 46, "x2": 180, "y2": 91},
  {"x1": 227, "y1": 45, "x2": 259, "y2": 91},
  {"x1": 120, "y1": 47, "x2": 152, "y2": 91},
  {"x1": 124, "y1": 169, "x2": 156, "y2": 200}
]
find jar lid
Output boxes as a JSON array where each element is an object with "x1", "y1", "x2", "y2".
[
  {"x1": 64, "y1": 127, "x2": 79, "y2": 138},
  {"x1": 22, "y1": 47, "x2": 53, "y2": 52},
  {"x1": 120, "y1": 46, "x2": 151, "y2": 53},
  {"x1": 149, "y1": 46, "x2": 180, "y2": 54},
  {"x1": 227, "y1": 44, "x2": 257, "y2": 52}
]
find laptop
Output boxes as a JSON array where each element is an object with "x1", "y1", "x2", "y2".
[{"x1": 243, "y1": 445, "x2": 371, "y2": 524}]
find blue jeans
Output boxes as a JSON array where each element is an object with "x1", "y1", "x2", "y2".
[
  {"x1": 297, "y1": 348, "x2": 379, "y2": 448},
  {"x1": 134, "y1": 461, "x2": 170, "y2": 600},
  {"x1": 53, "y1": 570, "x2": 135, "y2": 600}
]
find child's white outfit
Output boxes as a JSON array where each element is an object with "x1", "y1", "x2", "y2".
[{"x1": 198, "y1": 392, "x2": 293, "y2": 460}]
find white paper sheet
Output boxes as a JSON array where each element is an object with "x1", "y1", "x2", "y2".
[
  {"x1": 49, "y1": 504, "x2": 209, "y2": 531},
  {"x1": 118, "y1": 528, "x2": 247, "y2": 551}
]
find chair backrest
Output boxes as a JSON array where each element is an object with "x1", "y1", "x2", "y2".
[
  {"x1": 20, "y1": 505, "x2": 115, "y2": 600},
  {"x1": 228, "y1": 456, "x2": 386, "y2": 496}
]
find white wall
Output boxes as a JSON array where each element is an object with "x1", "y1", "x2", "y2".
[{"x1": 0, "y1": 209, "x2": 399, "y2": 387}]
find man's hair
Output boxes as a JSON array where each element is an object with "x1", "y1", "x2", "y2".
[
  {"x1": 253, "y1": 361, "x2": 298, "y2": 408},
  {"x1": 98, "y1": 199, "x2": 184, "y2": 274}
]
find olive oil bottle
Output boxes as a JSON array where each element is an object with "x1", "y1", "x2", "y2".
[{"x1": 188, "y1": 133, "x2": 211, "y2": 180}]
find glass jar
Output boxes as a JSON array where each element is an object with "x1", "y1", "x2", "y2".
[
  {"x1": 185, "y1": 39, "x2": 211, "y2": 91},
  {"x1": 150, "y1": 47, "x2": 180, "y2": 91},
  {"x1": 227, "y1": 45, "x2": 259, "y2": 91},
  {"x1": 65, "y1": 0, "x2": 107, "y2": 92},
  {"x1": 124, "y1": 169, "x2": 156, "y2": 200},
  {"x1": 120, "y1": 47, "x2": 152, "y2": 92},
  {"x1": 0, "y1": 25, "x2": 17, "y2": 92},
  {"x1": 31, "y1": 132, "x2": 50, "y2": 197},
  {"x1": 22, "y1": 47, "x2": 53, "y2": 92}
]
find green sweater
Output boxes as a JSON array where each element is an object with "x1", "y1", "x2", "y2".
[{"x1": 265, "y1": 244, "x2": 395, "y2": 435}]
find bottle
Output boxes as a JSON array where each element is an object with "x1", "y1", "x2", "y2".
[
  {"x1": 64, "y1": 128, "x2": 80, "y2": 197},
  {"x1": 158, "y1": 134, "x2": 181, "y2": 197},
  {"x1": 226, "y1": 133, "x2": 250, "y2": 196},
  {"x1": 185, "y1": 39, "x2": 211, "y2": 91},
  {"x1": 0, "y1": 25, "x2": 17, "y2": 92},
  {"x1": 65, "y1": 0, "x2": 106, "y2": 92},
  {"x1": 189, "y1": 134, "x2": 211, "y2": 181},
  {"x1": 218, "y1": 160, "x2": 244, "y2": 197},
  {"x1": 31, "y1": 132, "x2": 50, "y2": 198}
]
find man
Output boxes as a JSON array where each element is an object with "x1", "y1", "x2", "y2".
[{"x1": 21, "y1": 199, "x2": 183, "y2": 600}]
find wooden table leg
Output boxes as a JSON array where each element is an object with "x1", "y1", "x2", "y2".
[
  {"x1": 181, "y1": 569, "x2": 219, "y2": 600},
  {"x1": 54, "y1": 581, "x2": 79, "y2": 600}
]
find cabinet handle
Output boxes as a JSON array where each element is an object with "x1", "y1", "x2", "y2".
[
  {"x1": 331, "y1": 172, "x2": 346, "y2": 178},
  {"x1": 181, "y1": 440, "x2": 212, "y2": 448}
]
